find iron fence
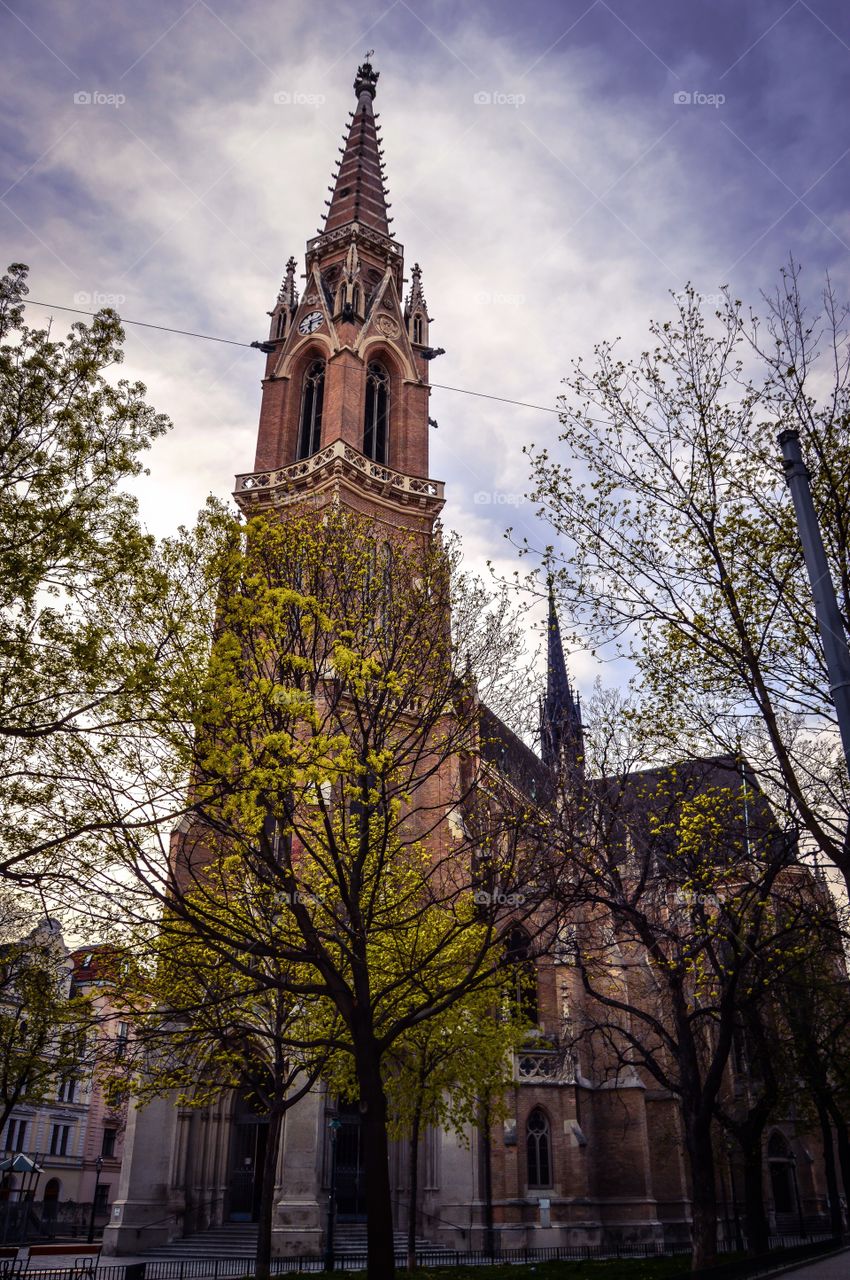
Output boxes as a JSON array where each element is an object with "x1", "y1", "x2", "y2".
[{"x1": 7, "y1": 1232, "x2": 842, "y2": 1280}]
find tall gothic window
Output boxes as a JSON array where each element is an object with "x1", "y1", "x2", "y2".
[
  {"x1": 297, "y1": 359, "x2": 325, "y2": 460},
  {"x1": 412, "y1": 314, "x2": 423, "y2": 344},
  {"x1": 526, "y1": 1108, "x2": 551, "y2": 1187},
  {"x1": 504, "y1": 925, "x2": 538, "y2": 1025},
  {"x1": 364, "y1": 362, "x2": 390, "y2": 464}
]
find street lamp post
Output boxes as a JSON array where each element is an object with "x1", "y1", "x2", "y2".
[
  {"x1": 87, "y1": 1156, "x2": 104, "y2": 1243},
  {"x1": 324, "y1": 1117, "x2": 342, "y2": 1274},
  {"x1": 778, "y1": 428, "x2": 850, "y2": 780}
]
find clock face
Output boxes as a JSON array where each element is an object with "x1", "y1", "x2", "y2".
[{"x1": 298, "y1": 310, "x2": 324, "y2": 335}]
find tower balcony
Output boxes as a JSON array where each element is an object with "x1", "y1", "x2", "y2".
[
  {"x1": 234, "y1": 437, "x2": 445, "y2": 520},
  {"x1": 515, "y1": 1047, "x2": 576, "y2": 1086}
]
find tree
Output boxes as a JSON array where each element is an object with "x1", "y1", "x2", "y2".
[
  {"x1": 0, "y1": 262, "x2": 177, "y2": 885},
  {"x1": 525, "y1": 263, "x2": 850, "y2": 895},
  {"x1": 103, "y1": 504, "x2": 549, "y2": 1279},
  {"x1": 112, "y1": 883, "x2": 339, "y2": 1280},
  {"x1": 771, "y1": 903, "x2": 850, "y2": 1236},
  {"x1": 551, "y1": 741, "x2": 807, "y2": 1271},
  {"x1": 0, "y1": 914, "x2": 94, "y2": 1139},
  {"x1": 361, "y1": 960, "x2": 527, "y2": 1269}
]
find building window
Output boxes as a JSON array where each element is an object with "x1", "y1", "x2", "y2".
[
  {"x1": 115, "y1": 1022, "x2": 129, "y2": 1059},
  {"x1": 101, "y1": 1128, "x2": 117, "y2": 1158},
  {"x1": 57, "y1": 1077, "x2": 77, "y2": 1103},
  {"x1": 363, "y1": 362, "x2": 390, "y2": 465},
  {"x1": 94, "y1": 1183, "x2": 109, "y2": 1213},
  {"x1": 49, "y1": 1124, "x2": 71, "y2": 1156},
  {"x1": 503, "y1": 926, "x2": 538, "y2": 1025},
  {"x1": 297, "y1": 359, "x2": 325, "y2": 460},
  {"x1": 412, "y1": 314, "x2": 423, "y2": 344},
  {"x1": 5, "y1": 1119, "x2": 26, "y2": 1153},
  {"x1": 526, "y1": 1108, "x2": 551, "y2": 1187}
]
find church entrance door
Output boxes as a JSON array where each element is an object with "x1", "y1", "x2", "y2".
[
  {"x1": 227, "y1": 1092, "x2": 269, "y2": 1222},
  {"x1": 335, "y1": 1102, "x2": 366, "y2": 1219}
]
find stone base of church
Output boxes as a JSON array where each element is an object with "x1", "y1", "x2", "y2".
[
  {"x1": 272, "y1": 1197, "x2": 323, "y2": 1257},
  {"x1": 101, "y1": 1199, "x2": 184, "y2": 1256}
]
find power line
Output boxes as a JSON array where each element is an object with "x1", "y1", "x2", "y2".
[
  {"x1": 429, "y1": 382, "x2": 561, "y2": 416},
  {"x1": 22, "y1": 298, "x2": 566, "y2": 417},
  {"x1": 24, "y1": 300, "x2": 255, "y2": 349}
]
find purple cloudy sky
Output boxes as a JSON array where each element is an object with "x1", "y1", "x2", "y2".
[{"x1": 2, "y1": 0, "x2": 849, "y2": 689}]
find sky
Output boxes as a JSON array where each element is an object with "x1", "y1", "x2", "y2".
[{"x1": 2, "y1": 0, "x2": 850, "y2": 698}]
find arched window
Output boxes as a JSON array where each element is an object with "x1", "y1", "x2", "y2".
[
  {"x1": 297, "y1": 360, "x2": 325, "y2": 460},
  {"x1": 364, "y1": 362, "x2": 390, "y2": 464},
  {"x1": 526, "y1": 1109, "x2": 551, "y2": 1187},
  {"x1": 276, "y1": 310, "x2": 287, "y2": 340},
  {"x1": 412, "y1": 314, "x2": 423, "y2": 344},
  {"x1": 504, "y1": 926, "x2": 538, "y2": 1024},
  {"x1": 352, "y1": 286, "x2": 361, "y2": 316}
]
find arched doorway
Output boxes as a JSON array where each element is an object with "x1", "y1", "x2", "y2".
[
  {"x1": 768, "y1": 1132, "x2": 795, "y2": 1217},
  {"x1": 227, "y1": 1091, "x2": 269, "y2": 1222},
  {"x1": 42, "y1": 1178, "x2": 60, "y2": 1222}
]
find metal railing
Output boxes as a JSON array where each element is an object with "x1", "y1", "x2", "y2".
[{"x1": 10, "y1": 1232, "x2": 842, "y2": 1280}]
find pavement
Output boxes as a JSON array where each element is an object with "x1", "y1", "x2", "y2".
[{"x1": 761, "y1": 1246, "x2": 850, "y2": 1279}]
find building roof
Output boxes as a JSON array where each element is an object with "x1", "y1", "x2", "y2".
[
  {"x1": 479, "y1": 704, "x2": 552, "y2": 804},
  {"x1": 70, "y1": 944, "x2": 121, "y2": 985}
]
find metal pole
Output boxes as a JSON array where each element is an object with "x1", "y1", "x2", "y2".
[
  {"x1": 778, "y1": 429, "x2": 850, "y2": 779},
  {"x1": 481, "y1": 1099, "x2": 495, "y2": 1260},
  {"x1": 87, "y1": 1157, "x2": 103, "y2": 1243}
]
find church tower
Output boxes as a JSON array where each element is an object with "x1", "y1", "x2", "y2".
[{"x1": 235, "y1": 57, "x2": 443, "y2": 536}]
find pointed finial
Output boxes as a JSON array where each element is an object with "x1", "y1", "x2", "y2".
[
  {"x1": 354, "y1": 55, "x2": 379, "y2": 102},
  {"x1": 278, "y1": 255, "x2": 298, "y2": 309}
]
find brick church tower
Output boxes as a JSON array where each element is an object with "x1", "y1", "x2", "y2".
[{"x1": 234, "y1": 56, "x2": 444, "y2": 538}]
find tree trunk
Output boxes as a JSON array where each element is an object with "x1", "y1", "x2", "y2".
[
  {"x1": 357, "y1": 1055, "x2": 396, "y2": 1280},
  {"x1": 829, "y1": 1105, "x2": 850, "y2": 1230},
  {"x1": 816, "y1": 1098, "x2": 843, "y2": 1237},
  {"x1": 742, "y1": 1139, "x2": 769, "y2": 1256},
  {"x1": 406, "y1": 1105, "x2": 422, "y2": 1272},
  {"x1": 255, "y1": 1103, "x2": 284, "y2": 1280},
  {"x1": 687, "y1": 1119, "x2": 718, "y2": 1271}
]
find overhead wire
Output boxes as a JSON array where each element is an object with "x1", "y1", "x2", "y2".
[{"x1": 22, "y1": 298, "x2": 567, "y2": 418}]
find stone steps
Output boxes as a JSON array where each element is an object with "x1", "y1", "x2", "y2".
[
  {"x1": 143, "y1": 1222, "x2": 441, "y2": 1261},
  {"x1": 143, "y1": 1226, "x2": 259, "y2": 1259}
]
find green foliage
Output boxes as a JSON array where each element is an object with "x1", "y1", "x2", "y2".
[
  {"x1": 528, "y1": 264, "x2": 850, "y2": 880},
  {"x1": 109, "y1": 879, "x2": 337, "y2": 1113},
  {"x1": 0, "y1": 917, "x2": 94, "y2": 1132},
  {"x1": 0, "y1": 262, "x2": 176, "y2": 881}
]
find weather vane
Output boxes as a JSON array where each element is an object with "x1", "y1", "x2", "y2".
[{"x1": 364, "y1": 49, "x2": 374, "y2": 61}]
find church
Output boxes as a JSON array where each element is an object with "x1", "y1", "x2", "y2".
[{"x1": 103, "y1": 58, "x2": 832, "y2": 1262}]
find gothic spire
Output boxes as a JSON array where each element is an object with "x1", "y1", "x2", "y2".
[
  {"x1": 540, "y1": 579, "x2": 585, "y2": 774},
  {"x1": 323, "y1": 56, "x2": 392, "y2": 237},
  {"x1": 278, "y1": 255, "x2": 298, "y2": 308}
]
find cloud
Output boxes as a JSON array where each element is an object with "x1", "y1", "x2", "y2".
[{"x1": 2, "y1": 0, "x2": 848, "y2": 703}]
